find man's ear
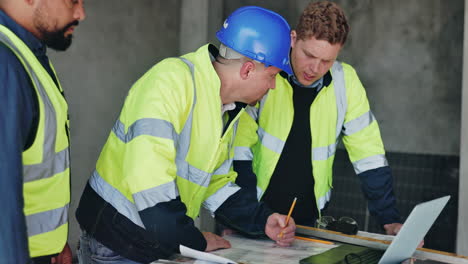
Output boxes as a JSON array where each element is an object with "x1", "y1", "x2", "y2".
[
  {"x1": 290, "y1": 30, "x2": 297, "y2": 48},
  {"x1": 239, "y1": 61, "x2": 255, "y2": 80}
]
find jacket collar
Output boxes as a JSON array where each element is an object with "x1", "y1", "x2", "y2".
[{"x1": 0, "y1": 9, "x2": 47, "y2": 56}]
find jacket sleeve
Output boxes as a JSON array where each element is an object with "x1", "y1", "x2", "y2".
[
  {"x1": 0, "y1": 45, "x2": 35, "y2": 263},
  {"x1": 358, "y1": 166, "x2": 400, "y2": 225},
  {"x1": 233, "y1": 160, "x2": 258, "y2": 196},
  {"x1": 340, "y1": 63, "x2": 400, "y2": 226},
  {"x1": 139, "y1": 197, "x2": 206, "y2": 252}
]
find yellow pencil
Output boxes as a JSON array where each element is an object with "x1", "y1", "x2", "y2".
[
  {"x1": 279, "y1": 197, "x2": 297, "y2": 238},
  {"x1": 294, "y1": 236, "x2": 334, "y2": 245}
]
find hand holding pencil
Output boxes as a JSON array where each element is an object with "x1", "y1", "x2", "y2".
[
  {"x1": 279, "y1": 197, "x2": 297, "y2": 238},
  {"x1": 264, "y1": 197, "x2": 297, "y2": 247}
]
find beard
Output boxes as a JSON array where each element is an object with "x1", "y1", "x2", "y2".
[
  {"x1": 33, "y1": 3, "x2": 79, "y2": 51},
  {"x1": 41, "y1": 21, "x2": 78, "y2": 51}
]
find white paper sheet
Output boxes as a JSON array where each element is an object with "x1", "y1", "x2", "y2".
[{"x1": 180, "y1": 245, "x2": 237, "y2": 264}]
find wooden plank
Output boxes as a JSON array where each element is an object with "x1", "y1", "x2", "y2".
[{"x1": 297, "y1": 225, "x2": 468, "y2": 264}]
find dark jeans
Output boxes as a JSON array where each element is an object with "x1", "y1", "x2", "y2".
[{"x1": 77, "y1": 231, "x2": 141, "y2": 264}]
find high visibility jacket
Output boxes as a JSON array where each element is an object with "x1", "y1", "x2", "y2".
[
  {"x1": 88, "y1": 44, "x2": 242, "y2": 230},
  {"x1": 0, "y1": 25, "x2": 70, "y2": 257},
  {"x1": 234, "y1": 61, "x2": 388, "y2": 212}
]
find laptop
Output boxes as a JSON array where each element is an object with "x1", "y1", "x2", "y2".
[{"x1": 300, "y1": 195, "x2": 450, "y2": 264}]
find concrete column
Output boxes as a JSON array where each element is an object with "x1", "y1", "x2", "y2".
[
  {"x1": 179, "y1": 0, "x2": 209, "y2": 54},
  {"x1": 457, "y1": 0, "x2": 468, "y2": 256},
  {"x1": 207, "y1": 0, "x2": 225, "y2": 45}
]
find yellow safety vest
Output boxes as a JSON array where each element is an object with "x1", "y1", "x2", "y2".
[
  {"x1": 234, "y1": 62, "x2": 388, "y2": 213},
  {"x1": 88, "y1": 44, "x2": 242, "y2": 229},
  {"x1": 0, "y1": 25, "x2": 70, "y2": 257}
]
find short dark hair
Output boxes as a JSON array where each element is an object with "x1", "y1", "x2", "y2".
[{"x1": 296, "y1": 1, "x2": 350, "y2": 45}]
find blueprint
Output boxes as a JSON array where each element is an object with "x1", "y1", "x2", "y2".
[{"x1": 152, "y1": 234, "x2": 335, "y2": 264}]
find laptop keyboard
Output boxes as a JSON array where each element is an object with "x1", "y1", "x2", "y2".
[{"x1": 344, "y1": 249, "x2": 384, "y2": 264}]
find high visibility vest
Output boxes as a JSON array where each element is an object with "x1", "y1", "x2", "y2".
[
  {"x1": 0, "y1": 25, "x2": 70, "y2": 257},
  {"x1": 234, "y1": 62, "x2": 388, "y2": 212},
  {"x1": 88, "y1": 44, "x2": 242, "y2": 229}
]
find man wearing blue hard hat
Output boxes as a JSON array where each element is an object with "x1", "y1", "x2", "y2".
[{"x1": 75, "y1": 6, "x2": 296, "y2": 264}]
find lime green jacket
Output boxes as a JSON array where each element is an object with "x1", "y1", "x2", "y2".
[
  {"x1": 234, "y1": 62, "x2": 388, "y2": 214},
  {"x1": 88, "y1": 44, "x2": 243, "y2": 235}
]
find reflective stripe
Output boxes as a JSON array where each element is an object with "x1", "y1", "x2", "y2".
[
  {"x1": 0, "y1": 31, "x2": 57, "y2": 155},
  {"x1": 203, "y1": 182, "x2": 240, "y2": 215},
  {"x1": 245, "y1": 105, "x2": 258, "y2": 121},
  {"x1": 177, "y1": 157, "x2": 232, "y2": 188},
  {"x1": 176, "y1": 162, "x2": 212, "y2": 187},
  {"x1": 255, "y1": 93, "x2": 272, "y2": 157},
  {"x1": 112, "y1": 118, "x2": 177, "y2": 143},
  {"x1": 312, "y1": 142, "x2": 337, "y2": 161},
  {"x1": 256, "y1": 186, "x2": 263, "y2": 201},
  {"x1": 89, "y1": 171, "x2": 144, "y2": 228},
  {"x1": 258, "y1": 127, "x2": 284, "y2": 154},
  {"x1": 23, "y1": 148, "x2": 69, "y2": 182},
  {"x1": 133, "y1": 180, "x2": 179, "y2": 211},
  {"x1": 26, "y1": 204, "x2": 69, "y2": 237},
  {"x1": 352, "y1": 154, "x2": 389, "y2": 174},
  {"x1": 317, "y1": 190, "x2": 331, "y2": 210},
  {"x1": 343, "y1": 111, "x2": 376, "y2": 136},
  {"x1": 258, "y1": 92, "x2": 269, "y2": 118},
  {"x1": 175, "y1": 154, "x2": 213, "y2": 187},
  {"x1": 332, "y1": 62, "x2": 347, "y2": 139},
  {"x1": 234, "y1": 146, "x2": 253, "y2": 161},
  {"x1": 212, "y1": 158, "x2": 233, "y2": 176},
  {"x1": 174, "y1": 58, "x2": 214, "y2": 188},
  {"x1": 310, "y1": 63, "x2": 345, "y2": 162}
]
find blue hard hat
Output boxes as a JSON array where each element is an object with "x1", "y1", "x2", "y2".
[{"x1": 216, "y1": 6, "x2": 292, "y2": 75}]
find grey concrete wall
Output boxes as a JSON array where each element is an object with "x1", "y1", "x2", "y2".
[
  {"x1": 225, "y1": 0, "x2": 464, "y2": 156},
  {"x1": 48, "y1": 0, "x2": 181, "y2": 255},
  {"x1": 335, "y1": 0, "x2": 463, "y2": 156},
  {"x1": 179, "y1": 0, "x2": 209, "y2": 54}
]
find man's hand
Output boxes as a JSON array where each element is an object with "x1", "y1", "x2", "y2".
[
  {"x1": 265, "y1": 213, "x2": 296, "y2": 247},
  {"x1": 383, "y1": 223, "x2": 402, "y2": 235},
  {"x1": 203, "y1": 232, "x2": 231, "y2": 252},
  {"x1": 51, "y1": 243, "x2": 72, "y2": 264},
  {"x1": 384, "y1": 223, "x2": 424, "y2": 248}
]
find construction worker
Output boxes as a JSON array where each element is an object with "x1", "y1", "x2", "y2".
[
  {"x1": 0, "y1": 0, "x2": 86, "y2": 263},
  {"x1": 75, "y1": 6, "x2": 296, "y2": 264},
  {"x1": 234, "y1": 1, "x2": 403, "y2": 235}
]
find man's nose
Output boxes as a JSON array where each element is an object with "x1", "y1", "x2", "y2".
[
  {"x1": 74, "y1": 2, "x2": 86, "y2": 21},
  {"x1": 309, "y1": 59, "x2": 320, "y2": 73}
]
